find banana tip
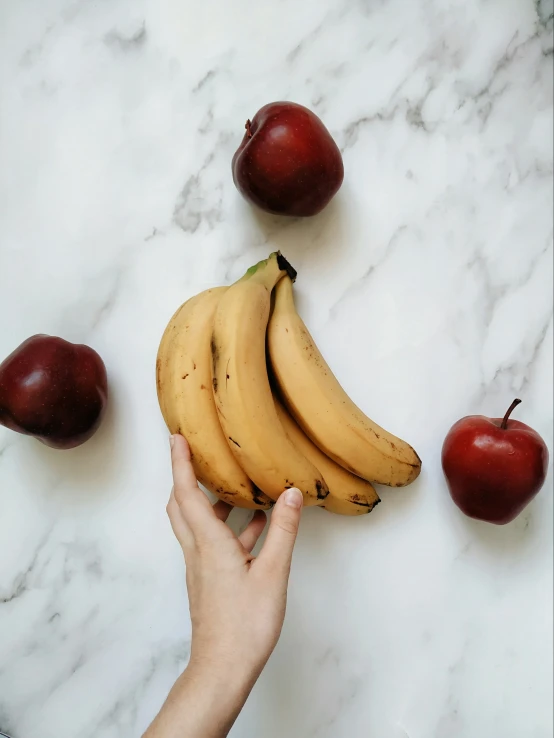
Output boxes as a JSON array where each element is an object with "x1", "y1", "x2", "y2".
[{"x1": 276, "y1": 252, "x2": 297, "y2": 282}]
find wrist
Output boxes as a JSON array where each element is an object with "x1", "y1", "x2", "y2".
[
  {"x1": 174, "y1": 654, "x2": 259, "y2": 736},
  {"x1": 186, "y1": 650, "x2": 260, "y2": 700},
  {"x1": 146, "y1": 660, "x2": 255, "y2": 738},
  {"x1": 188, "y1": 633, "x2": 268, "y2": 688}
]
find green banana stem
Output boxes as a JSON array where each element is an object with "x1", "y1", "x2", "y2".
[{"x1": 241, "y1": 252, "x2": 297, "y2": 284}]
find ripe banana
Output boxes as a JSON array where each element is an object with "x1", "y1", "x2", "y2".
[
  {"x1": 211, "y1": 253, "x2": 329, "y2": 506},
  {"x1": 156, "y1": 287, "x2": 273, "y2": 510},
  {"x1": 267, "y1": 276, "x2": 421, "y2": 487},
  {"x1": 274, "y1": 398, "x2": 380, "y2": 516}
]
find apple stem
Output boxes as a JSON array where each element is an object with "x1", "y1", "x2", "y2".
[
  {"x1": 245, "y1": 119, "x2": 253, "y2": 139},
  {"x1": 501, "y1": 398, "x2": 522, "y2": 429}
]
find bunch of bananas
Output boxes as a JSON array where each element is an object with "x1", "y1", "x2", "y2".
[{"x1": 156, "y1": 252, "x2": 421, "y2": 516}]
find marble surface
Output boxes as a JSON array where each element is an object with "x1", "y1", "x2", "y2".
[{"x1": 1, "y1": 0, "x2": 553, "y2": 736}]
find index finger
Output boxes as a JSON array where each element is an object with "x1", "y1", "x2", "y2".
[{"x1": 170, "y1": 434, "x2": 217, "y2": 531}]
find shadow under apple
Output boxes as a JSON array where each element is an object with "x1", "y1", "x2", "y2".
[
  {"x1": 23, "y1": 388, "x2": 121, "y2": 507},
  {"x1": 455, "y1": 499, "x2": 540, "y2": 556},
  {"x1": 247, "y1": 193, "x2": 353, "y2": 276}
]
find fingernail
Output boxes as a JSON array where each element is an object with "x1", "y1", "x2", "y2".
[
  {"x1": 284, "y1": 487, "x2": 303, "y2": 509},
  {"x1": 169, "y1": 435, "x2": 175, "y2": 450}
]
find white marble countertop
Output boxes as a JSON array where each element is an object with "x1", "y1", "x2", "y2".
[{"x1": 1, "y1": 1, "x2": 553, "y2": 736}]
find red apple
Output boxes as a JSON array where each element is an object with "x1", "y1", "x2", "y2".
[
  {"x1": 0, "y1": 335, "x2": 108, "y2": 449},
  {"x1": 442, "y1": 399, "x2": 549, "y2": 524},
  {"x1": 232, "y1": 101, "x2": 344, "y2": 217}
]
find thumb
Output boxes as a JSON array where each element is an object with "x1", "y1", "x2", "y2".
[{"x1": 256, "y1": 488, "x2": 303, "y2": 578}]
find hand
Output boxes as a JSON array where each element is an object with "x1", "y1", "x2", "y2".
[
  {"x1": 168, "y1": 432, "x2": 303, "y2": 677},
  {"x1": 144, "y1": 434, "x2": 304, "y2": 738}
]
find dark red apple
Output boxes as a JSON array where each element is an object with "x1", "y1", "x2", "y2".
[
  {"x1": 0, "y1": 335, "x2": 108, "y2": 449},
  {"x1": 442, "y1": 399, "x2": 549, "y2": 525},
  {"x1": 232, "y1": 101, "x2": 344, "y2": 216}
]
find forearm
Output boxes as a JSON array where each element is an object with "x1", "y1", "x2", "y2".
[{"x1": 143, "y1": 659, "x2": 259, "y2": 738}]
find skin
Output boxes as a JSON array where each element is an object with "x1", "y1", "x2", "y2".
[{"x1": 143, "y1": 434, "x2": 304, "y2": 738}]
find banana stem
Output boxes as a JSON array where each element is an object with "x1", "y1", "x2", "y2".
[{"x1": 241, "y1": 252, "x2": 297, "y2": 286}]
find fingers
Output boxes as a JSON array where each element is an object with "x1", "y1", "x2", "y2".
[
  {"x1": 213, "y1": 499, "x2": 233, "y2": 522},
  {"x1": 238, "y1": 510, "x2": 267, "y2": 553},
  {"x1": 170, "y1": 434, "x2": 202, "y2": 492},
  {"x1": 166, "y1": 488, "x2": 193, "y2": 549},
  {"x1": 170, "y1": 435, "x2": 215, "y2": 531},
  {"x1": 256, "y1": 488, "x2": 303, "y2": 578}
]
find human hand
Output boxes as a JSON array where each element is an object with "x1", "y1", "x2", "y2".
[
  {"x1": 168, "y1": 432, "x2": 303, "y2": 677},
  {"x1": 144, "y1": 433, "x2": 303, "y2": 738}
]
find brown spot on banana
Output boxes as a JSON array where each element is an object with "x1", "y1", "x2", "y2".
[
  {"x1": 225, "y1": 358, "x2": 231, "y2": 386},
  {"x1": 211, "y1": 337, "x2": 220, "y2": 393},
  {"x1": 210, "y1": 336, "x2": 219, "y2": 363},
  {"x1": 316, "y1": 480, "x2": 329, "y2": 499},
  {"x1": 253, "y1": 485, "x2": 273, "y2": 507},
  {"x1": 352, "y1": 497, "x2": 380, "y2": 511},
  {"x1": 218, "y1": 488, "x2": 236, "y2": 496},
  {"x1": 156, "y1": 359, "x2": 162, "y2": 392}
]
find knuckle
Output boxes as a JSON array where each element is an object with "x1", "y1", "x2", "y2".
[
  {"x1": 173, "y1": 485, "x2": 187, "y2": 508},
  {"x1": 274, "y1": 515, "x2": 298, "y2": 536},
  {"x1": 166, "y1": 499, "x2": 177, "y2": 521}
]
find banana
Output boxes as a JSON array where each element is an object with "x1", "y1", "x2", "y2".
[
  {"x1": 156, "y1": 287, "x2": 273, "y2": 510},
  {"x1": 267, "y1": 276, "x2": 421, "y2": 487},
  {"x1": 274, "y1": 398, "x2": 380, "y2": 516},
  {"x1": 211, "y1": 253, "x2": 329, "y2": 506}
]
